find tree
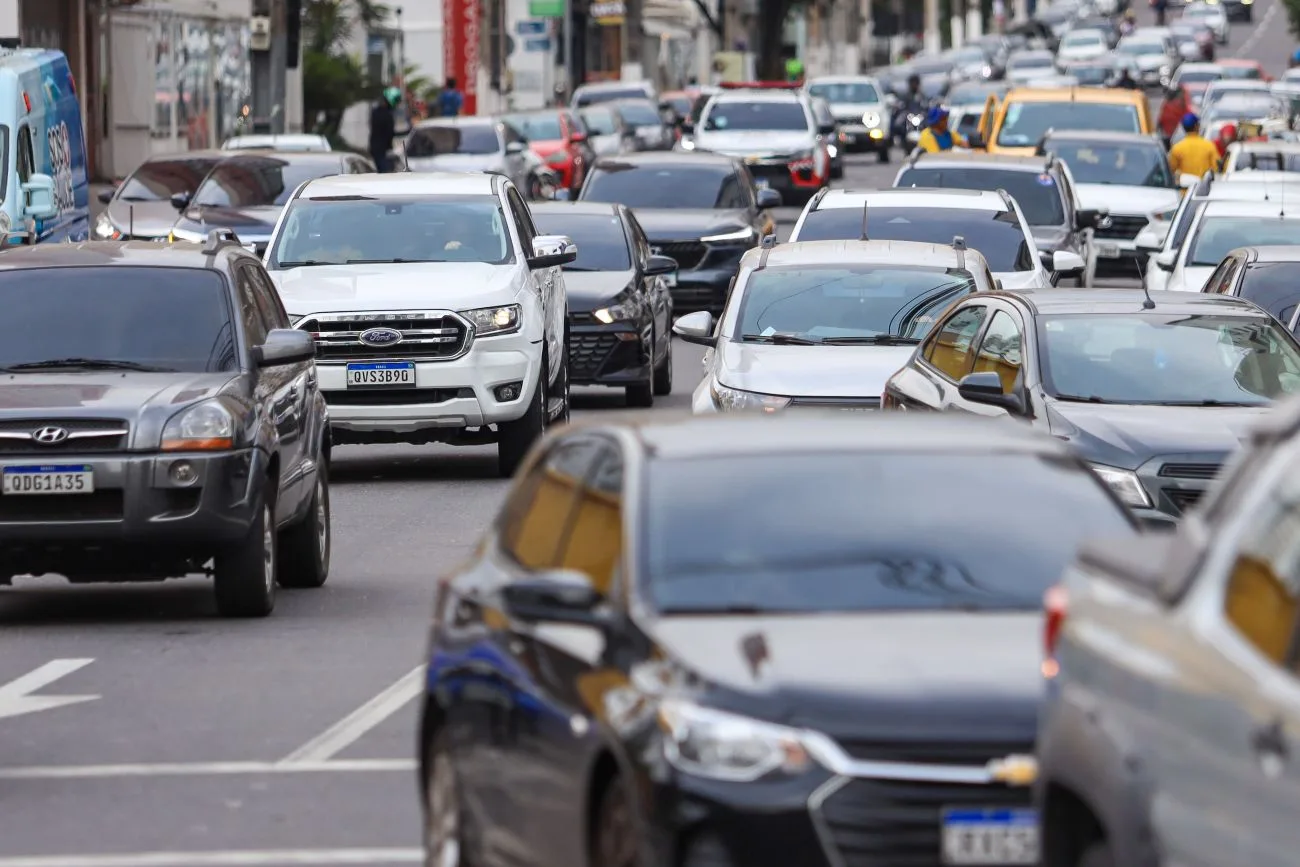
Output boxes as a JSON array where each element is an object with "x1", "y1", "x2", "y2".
[
  {"x1": 301, "y1": 0, "x2": 390, "y2": 139},
  {"x1": 754, "y1": 0, "x2": 805, "y2": 79},
  {"x1": 1286, "y1": 0, "x2": 1300, "y2": 41}
]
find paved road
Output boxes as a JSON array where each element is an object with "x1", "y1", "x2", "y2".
[{"x1": 0, "y1": 5, "x2": 1287, "y2": 863}]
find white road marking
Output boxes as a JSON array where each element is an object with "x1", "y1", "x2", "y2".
[
  {"x1": 0, "y1": 848, "x2": 422, "y2": 866},
  {"x1": 0, "y1": 758, "x2": 415, "y2": 780},
  {"x1": 1235, "y1": 0, "x2": 1278, "y2": 58},
  {"x1": 277, "y1": 666, "x2": 425, "y2": 765},
  {"x1": 0, "y1": 659, "x2": 98, "y2": 721}
]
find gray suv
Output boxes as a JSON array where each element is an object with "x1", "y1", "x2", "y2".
[{"x1": 0, "y1": 231, "x2": 330, "y2": 617}]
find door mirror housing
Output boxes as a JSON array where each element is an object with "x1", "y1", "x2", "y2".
[
  {"x1": 957, "y1": 371, "x2": 1024, "y2": 414},
  {"x1": 756, "y1": 188, "x2": 783, "y2": 209},
  {"x1": 965, "y1": 132, "x2": 987, "y2": 149},
  {"x1": 1155, "y1": 250, "x2": 1177, "y2": 271},
  {"x1": 1051, "y1": 250, "x2": 1086, "y2": 274},
  {"x1": 97, "y1": 186, "x2": 116, "y2": 204},
  {"x1": 672, "y1": 310, "x2": 716, "y2": 346},
  {"x1": 506, "y1": 141, "x2": 528, "y2": 154},
  {"x1": 21, "y1": 174, "x2": 59, "y2": 220},
  {"x1": 528, "y1": 234, "x2": 578, "y2": 268},
  {"x1": 1136, "y1": 238, "x2": 1163, "y2": 254},
  {"x1": 1076, "y1": 208, "x2": 1106, "y2": 230},
  {"x1": 646, "y1": 254, "x2": 678, "y2": 276},
  {"x1": 501, "y1": 570, "x2": 604, "y2": 625},
  {"x1": 170, "y1": 191, "x2": 192, "y2": 211},
  {"x1": 254, "y1": 328, "x2": 316, "y2": 367}
]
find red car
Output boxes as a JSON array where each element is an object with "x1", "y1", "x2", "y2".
[
  {"x1": 502, "y1": 109, "x2": 593, "y2": 194},
  {"x1": 1219, "y1": 58, "x2": 1271, "y2": 82}
]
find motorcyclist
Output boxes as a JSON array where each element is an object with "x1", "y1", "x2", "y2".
[
  {"x1": 368, "y1": 86, "x2": 401, "y2": 173},
  {"x1": 1115, "y1": 68, "x2": 1140, "y2": 90},
  {"x1": 893, "y1": 74, "x2": 927, "y2": 148},
  {"x1": 918, "y1": 107, "x2": 967, "y2": 153}
]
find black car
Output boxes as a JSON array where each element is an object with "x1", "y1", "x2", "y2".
[
  {"x1": 577, "y1": 153, "x2": 780, "y2": 313},
  {"x1": 893, "y1": 151, "x2": 1103, "y2": 286},
  {"x1": 531, "y1": 201, "x2": 678, "y2": 405},
  {"x1": 1203, "y1": 245, "x2": 1300, "y2": 332},
  {"x1": 0, "y1": 232, "x2": 330, "y2": 617},
  {"x1": 882, "y1": 289, "x2": 1300, "y2": 526},
  {"x1": 416, "y1": 412, "x2": 1139, "y2": 867},
  {"x1": 168, "y1": 150, "x2": 374, "y2": 254},
  {"x1": 95, "y1": 150, "x2": 225, "y2": 241},
  {"x1": 610, "y1": 97, "x2": 675, "y2": 151}
]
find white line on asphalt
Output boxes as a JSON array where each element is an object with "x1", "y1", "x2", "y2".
[
  {"x1": 0, "y1": 758, "x2": 416, "y2": 780},
  {"x1": 1235, "y1": 0, "x2": 1277, "y2": 58},
  {"x1": 0, "y1": 659, "x2": 99, "y2": 720},
  {"x1": 277, "y1": 665, "x2": 425, "y2": 766},
  {"x1": 0, "y1": 848, "x2": 423, "y2": 866}
]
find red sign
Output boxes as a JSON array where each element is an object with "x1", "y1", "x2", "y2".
[{"x1": 443, "y1": 0, "x2": 479, "y2": 115}]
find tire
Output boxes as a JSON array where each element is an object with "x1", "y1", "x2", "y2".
[
  {"x1": 592, "y1": 776, "x2": 638, "y2": 867},
  {"x1": 498, "y1": 356, "x2": 548, "y2": 478},
  {"x1": 276, "y1": 462, "x2": 331, "y2": 589},
  {"x1": 553, "y1": 348, "x2": 571, "y2": 426},
  {"x1": 213, "y1": 481, "x2": 276, "y2": 618},
  {"x1": 877, "y1": 145, "x2": 890, "y2": 163},
  {"x1": 424, "y1": 729, "x2": 471, "y2": 867},
  {"x1": 653, "y1": 332, "x2": 673, "y2": 396},
  {"x1": 1079, "y1": 841, "x2": 1115, "y2": 867}
]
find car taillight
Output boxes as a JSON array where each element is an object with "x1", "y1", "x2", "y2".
[{"x1": 1043, "y1": 584, "x2": 1068, "y2": 677}]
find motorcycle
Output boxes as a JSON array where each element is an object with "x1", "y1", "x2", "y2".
[{"x1": 527, "y1": 165, "x2": 561, "y2": 201}]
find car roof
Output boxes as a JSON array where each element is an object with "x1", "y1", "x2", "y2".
[
  {"x1": 814, "y1": 187, "x2": 1008, "y2": 211},
  {"x1": 0, "y1": 240, "x2": 252, "y2": 271},
  {"x1": 217, "y1": 150, "x2": 346, "y2": 166},
  {"x1": 1042, "y1": 129, "x2": 1163, "y2": 145},
  {"x1": 1239, "y1": 246, "x2": 1300, "y2": 263},
  {"x1": 528, "y1": 201, "x2": 622, "y2": 218},
  {"x1": 297, "y1": 171, "x2": 499, "y2": 197},
  {"x1": 738, "y1": 239, "x2": 981, "y2": 269},
  {"x1": 903, "y1": 151, "x2": 1053, "y2": 171},
  {"x1": 1177, "y1": 63, "x2": 1223, "y2": 73},
  {"x1": 591, "y1": 152, "x2": 737, "y2": 170},
  {"x1": 995, "y1": 288, "x2": 1266, "y2": 315},
  {"x1": 1002, "y1": 86, "x2": 1147, "y2": 106},
  {"x1": 144, "y1": 148, "x2": 226, "y2": 163}
]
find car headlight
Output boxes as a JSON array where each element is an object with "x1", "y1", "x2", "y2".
[
  {"x1": 162, "y1": 400, "x2": 236, "y2": 451},
  {"x1": 94, "y1": 212, "x2": 120, "y2": 240},
  {"x1": 168, "y1": 226, "x2": 205, "y2": 244},
  {"x1": 679, "y1": 138, "x2": 695, "y2": 151},
  {"x1": 658, "y1": 699, "x2": 812, "y2": 782},
  {"x1": 862, "y1": 111, "x2": 881, "y2": 127},
  {"x1": 1090, "y1": 463, "x2": 1152, "y2": 509},
  {"x1": 593, "y1": 290, "x2": 637, "y2": 324},
  {"x1": 461, "y1": 304, "x2": 521, "y2": 336},
  {"x1": 701, "y1": 226, "x2": 755, "y2": 244},
  {"x1": 710, "y1": 379, "x2": 791, "y2": 412}
]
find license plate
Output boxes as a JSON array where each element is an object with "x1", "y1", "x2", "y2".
[
  {"x1": 941, "y1": 809, "x2": 1038, "y2": 865},
  {"x1": 345, "y1": 361, "x2": 416, "y2": 388},
  {"x1": 3, "y1": 464, "x2": 95, "y2": 495},
  {"x1": 1096, "y1": 243, "x2": 1121, "y2": 259}
]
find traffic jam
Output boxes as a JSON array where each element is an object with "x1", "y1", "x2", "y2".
[{"x1": 4, "y1": 1, "x2": 1300, "y2": 866}]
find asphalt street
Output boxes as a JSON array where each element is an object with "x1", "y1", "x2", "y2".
[{"x1": 0, "y1": 3, "x2": 1288, "y2": 864}]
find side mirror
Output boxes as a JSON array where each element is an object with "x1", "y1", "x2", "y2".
[
  {"x1": 97, "y1": 187, "x2": 115, "y2": 204},
  {"x1": 672, "y1": 310, "x2": 716, "y2": 346},
  {"x1": 1155, "y1": 250, "x2": 1177, "y2": 271},
  {"x1": 506, "y1": 141, "x2": 528, "y2": 154},
  {"x1": 528, "y1": 234, "x2": 578, "y2": 268},
  {"x1": 1076, "y1": 208, "x2": 1106, "y2": 230},
  {"x1": 501, "y1": 570, "x2": 604, "y2": 625},
  {"x1": 552, "y1": 188, "x2": 572, "y2": 201},
  {"x1": 646, "y1": 254, "x2": 678, "y2": 276},
  {"x1": 21, "y1": 173, "x2": 59, "y2": 220},
  {"x1": 1136, "y1": 237, "x2": 1164, "y2": 254},
  {"x1": 966, "y1": 133, "x2": 986, "y2": 149},
  {"x1": 254, "y1": 328, "x2": 316, "y2": 367},
  {"x1": 756, "y1": 188, "x2": 782, "y2": 209},
  {"x1": 170, "y1": 191, "x2": 192, "y2": 211},
  {"x1": 1052, "y1": 250, "x2": 1086, "y2": 274},
  {"x1": 957, "y1": 371, "x2": 1024, "y2": 414}
]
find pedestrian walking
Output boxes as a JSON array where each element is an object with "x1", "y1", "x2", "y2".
[
  {"x1": 437, "y1": 78, "x2": 464, "y2": 117},
  {"x1": 369, "y1": 86, "x2": 400, "y2": 173},
  {"x1": 1169, "y1": 113, "x2": 1221, "y2": 180}
]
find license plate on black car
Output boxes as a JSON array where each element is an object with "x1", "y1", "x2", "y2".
[{"x1": 941, "y1": 808, "x2": 1039, "y2": 865}]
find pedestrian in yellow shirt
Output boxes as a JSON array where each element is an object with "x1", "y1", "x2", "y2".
[
  {"x1": 1168, "y1": 112, "x2": 1221, "y2": 182},
  {"x1": 918, "y1": 107, "x2": 967, "y2": 153}
]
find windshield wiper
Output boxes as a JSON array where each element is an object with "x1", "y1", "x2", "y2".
[
  {"x1": 658, "y1": 604, "x2": 772, "y2": 615},
  {"x1": 1052, "y1": 393, "x2": 1115, "y2": 404},
  {"x1": 562, "y1": 265, "x2": 601, "y2": 272},
  {"x1": 344, "y1": 258, "x2": 449, "y2": 264},
  {"x1": 819, "y1": 335, "x2": 921, "y2": 346},
  {"x1": 276, "y1": 260, "x2": 332, "y2": 268},
  {"x1": 1146, "y1": 399, "x2": 1262, "y2": 407},
  {"x1": 739, "y1": 333, "x2": 821, "y2": 345},
  {"x1": 118, "y1": 195, "x2": 152, "y2": 202},
  {"x1": 2, "y1": 358, "x2": 177, "y2": 373}
]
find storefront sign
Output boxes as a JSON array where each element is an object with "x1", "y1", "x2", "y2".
[
  {"x1": 591, "y1": 0, "x2": 624, "y2": 24},
  {"x1": 529, "y1": 0, "x2": 565, "y2": 18},
  {"x1": 443, "y1": 0, "x2": 479, "y2": 114}
]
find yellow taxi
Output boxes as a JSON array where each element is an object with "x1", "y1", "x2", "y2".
[{"x1": 974, "y1": 87, "x2": 1154, "y2": 156}]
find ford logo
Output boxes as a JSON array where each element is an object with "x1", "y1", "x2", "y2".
[{"x1": 359, "y1": 327, "x2": 402, "y2": 347}]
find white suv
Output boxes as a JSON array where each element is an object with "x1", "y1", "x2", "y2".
[{"x1": 262, "y1": 172, "x2": 576, "y2": 476}]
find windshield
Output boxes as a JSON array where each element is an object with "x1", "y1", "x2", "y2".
[
  {"x1": 268, "y1": 196, "x2": 512, "y2": 268},
  {"x1": 531, "y1": 212, "x2": 630, "y2": 271},
  {"x1": 913, "y1": 61, "x2": 955, "y2": 76},
  {"x1": 192, "y1": 158, "x2": 340, "y2": 208},
  {"x1": 703, "y1": 100, "x2": 809, "y2": 132},
  {"x1": 581, "y1": 165, "x2": 733, "y2": 209},
  {"x1": 581, "y1": 108, "x2": 618, "y2": 135},
  {"x1": 896, "y1": 167, "x2": 1066, "y2": 226},
  {"x1": 118, "y1": 156, "x2": 221, "y2": 202},
  {"x1": 1046, "y1": 140, "x2": 1174, "y2": 187},
  {"x1": 948, "y1": 83, "x2": 1007, "y2": 105},
  {"x1": 796, "y1": 207, "x2": 1035, "y2": 271},
  {"x1": 405, "y1": 124, "x2": 499, "y2": 157},
  {"x1": 1237, "y1": 263, "x2": 1300, "y2": 326},
  {"x1": 0, "y1": 267, "x2": 236, "y2": 373},
  {"x1": 643, "y1": 452, "x2": 1135, "y2": 614},
  {"x1": 1118, "y1": 40, "x2": 1165, "y2": 56},
  {"x1": 575, "y1": 86, "x2": 646, "y2": 107},
  {"x1": 1188, "y1": 217, "x2": 1300, "y2": 266},
  {"x1": 732, "y1": 265, "x2": 977, "y2": 341},
  {"x1": 503, "y1": 112, "x2": 563, "y2": 141},
  {"x1": 615, "y1": 100, "x2": 662, "y2": 125},
  {"x1": 997, "y1": 101, "x2": 1141, "y2": 146},
  {"x1": 1041, "y1": 313, "x2": 1300, "y2": 404},
  {"x1": 950, "y1": 47, "x2": 987, "y2": 63},
  {"x1": 808, "y1": 81, "x2": 880, "y2": 103}
]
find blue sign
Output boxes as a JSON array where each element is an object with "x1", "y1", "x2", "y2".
[
  {"x1": 523, "y1": 36, "x2": 552, "y2": 51},
  {"x1": 516, "y1": 19, "x2": 546, "y2": 35}
]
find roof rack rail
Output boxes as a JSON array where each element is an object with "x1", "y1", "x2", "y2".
[
  {"x1": 808, "y1": 186, "x2": 830, "y2": 209},
  {"x1": 952, "y1": 235, "x2": 967, "y2": 268},
  {"x1": 760, "y1": 233, "x2": 778, "y2": 249},
  {"x1": 995, "y1": 187, "x2": 1016, "y2": 210},
  {"x1": 202, "y1": 228, "x2": 242, "y2": 254}
]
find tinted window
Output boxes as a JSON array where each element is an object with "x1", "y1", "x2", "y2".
[
  {"x1": 796, "y1": 206, "x2": 1035, "y2": 272},
  {"x1": 896, "y1": 167, "x2": 1066, "y2": 226},
  {"x1": 531, "y1": 212, "x2": 631, "y2": 271},
  {"x1": 499, "y1": 438, "x2": 604, "y2": 569},
  {"x1": 1238, "y1": 263, "x2": 1300, "y2": 325},
  {"x1": 997, "y1": 101, "x2": 1141, "y2": 147},
  {"x1": 807, "y1": 82, "x2": 881, "y2": 103},
  {"x1": 1187, "y1": 217, "x2": 1300, "y2": 267},
  {"x1": 581, "y1": 108, "x2": 619, "y2": 135},
  {"x1": 581, "y1": 164, "x2": 731, "y2": 209},
  {"x1": 268, "y1": 196, "x2": 512, "y2": 268},
  {"x1": 948, "y1": 82, "x2": 1009, "y2": 106},
  {"x1": 732, "y1": 265, "x2": 976, "y2": 341},
  {"x1": 193, "y1": 158, "x2": 339, "y2": 208},
  {"x1": 1040, "y1": 312, "x2": 1300, "y2": 404},
  {"x1": 0, "y1": 267, "x2": 236, "y2": 373},
  {"x1": 616, "y1": 100, "x2": 661, "y2": 125},
  {"x1": 972, "y1": 310, "x2": 1024, "y2": 393},
  {"x1": 703, "y1": 101, "x2": 809, "y2": 132},
  {"x1": 643, "y1": 452, "x2": 1135, "y2": 613},
  {"x1": 405, "y1": 124, "x2": 500, "y2": 157},
  {"x1": 503, "y1": 112, "x2": 564, "y2": 141},
  {"x1": 1044, "y1": 139, "x2": 1174, "y2": 188},
  {"x1": 118, "y1": 156, "x2": 222, "y2": 202},
  {"x1": 925, "y1": 304, "x2": 988, "y2": 379}
]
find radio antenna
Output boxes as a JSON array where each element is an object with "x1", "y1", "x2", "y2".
[
  {"x1": 860, "y1": 203, "x2": 869, "y2": 240},
  {"x1": 128, "y1": 204, "x2": 134, "y2": 240},
  {"x1": 1136, "y1": 258, "x2": 1155, "y2": 309}
]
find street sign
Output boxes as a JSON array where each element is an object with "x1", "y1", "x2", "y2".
[
  {"x1": 524, "y1": 37, "x2": 552, "y2": 52},
  {"x1": 529, "y1": 0, "x2": 564, "y2": 17},
  {"x1": 0, "y1": 659, "x2": 99, "y2": 720},
  {"x1": 516, "y1": 19, "x2": 546, "y2": 35}
]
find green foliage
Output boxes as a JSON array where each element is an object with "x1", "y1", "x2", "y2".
[
  {"x1": 1285, "y1": 0, "x2": 1300, "y2": 40},
  {"x1": 301, "y1": 0, "x2": 391, "y2": 135}
]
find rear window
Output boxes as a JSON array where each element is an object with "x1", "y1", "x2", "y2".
[
  {"x1": 575, "y1": 86, "x2": 647, "y2": 107},
  {"x1": 1238, "y1": 263, "x2": 1300, "y2": 325},
  {"x1": 616, "y1": 100, "x2": 662, "y2": 125},
  {"x1": 193, "y1": 157, "x2": 341, "y2": 208},
  {"x1": 0, "y1": 266, "x2": 237, "y2": 373},
  {"x1": 703, "y1": 100, "x2": 810, "y2": 132},
  {"x1": 119, "y1": 156, "x2": 221, "y2": 202},
  {"x1": 998, "y1": 100, "x2": 1141, "y2": 146},
  {"x1": 531, "y1": 212, "x2": 631, "y2": 271},
  {"x1": 896, "y1": 167, "x2": 1066, "y2": 226},
  {"x1": 405, "y1": 124, "x2": 500, "y2": 157}
]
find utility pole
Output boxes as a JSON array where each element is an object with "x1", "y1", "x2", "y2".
[
  {"x1": 250, "y1": 0, "x2": 287, "y2": 133},
  {"x1": 563, "y1": 0, "x2": 574, "y2": 100}
]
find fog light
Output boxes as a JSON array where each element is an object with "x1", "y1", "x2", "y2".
[
  {"x1": 169, "y1": 461, "x2": 199, "y2": 486},
  {"x1": 494, "y1": 381, "x2": 524, "y2": 402}
]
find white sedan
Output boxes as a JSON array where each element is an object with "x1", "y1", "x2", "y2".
[{"x1": 1182, "y1": 1, "x2": 1229, "y2": 45}]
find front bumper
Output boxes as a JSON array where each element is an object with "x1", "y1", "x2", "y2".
[
  {"x1": 567, "y1": 316, "x2": 652, "y2": 386},
  {"x1": 1092, "y1": 215, "x2": 1151, "y2": 275},
  {"x1": 744, "y1": 156, "x2": 828, "y2": 201},
  {"x1": 838, "y1": 124, "x2": 888, "y2": 150}
]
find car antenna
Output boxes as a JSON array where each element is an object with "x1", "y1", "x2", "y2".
[
  {"x1": 860, "y1": 203, "x2": 868, "y2": 240},
  {"x1": 128, "y1": 204, "x2": 134, "y2": 241},
  {"x1": 1137, "y1": 258, "x2": 1156, "y2": 309}
]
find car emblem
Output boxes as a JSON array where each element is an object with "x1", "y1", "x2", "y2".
[
  {"x1": 986, "y1": 754, "x2": 1038, "y2": 787},
  {"x1": 358, "y1": 327, "x2": 403, "y2": 347},
  {"x1": 32, "y1": 426, "x2": 69, "y2": 445}
]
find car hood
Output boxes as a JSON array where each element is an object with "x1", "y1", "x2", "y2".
[
  {"x1": 563, "y1": 270, "x2": 635, "y2": 310},
  {"x1": 633, "y1": 208, "x2": 752, "y2": 241},
  {"x1": 1045, "y1": 400, "x2": 1267, "y2": 469},
  {"x1": 268, "y1": 262, "x2": 526, "y2": 316},
  {"x1": 104, "y1": 199, "x2": 179, "y2": 238},
  {"x1": 179, "y1": 205, "x2": 282, "y2": 240},
  {"x1": 693, "y1": 129, "x2": 814, "y2": 156},
  {"x1": 651, "y1": 612, "x2": 1041, "y2": 742},
  {"x1": 405, "y1": 153, "x2": 503, "y2": 172},
  {"x1": 1166, "y1": 264, "x2": 1216, "y2": 292},
  {"x1": 716, "y1": 341, "x2": 916, "y2": 398},
  {"x1": 1075, "y1": 184, "x2": 1180, "y2": 216}
]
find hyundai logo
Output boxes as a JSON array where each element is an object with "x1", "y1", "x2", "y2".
[
  {"x1": 358, "y1": 327, "x2": 403, "y2": 347},
  {"x1": 32, "y1": 426, "x2": 69, "y2": 445}
]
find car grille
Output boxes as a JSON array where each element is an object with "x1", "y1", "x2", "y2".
[
  {"x1": 650, "y1": 240, "x2": 707, "y2": 271},
  {"x1": 570, "y1": 311, "x2": 597, "y2": 325},
  {"x1": 1159, "y1": 462, "x2": 1222, "y2": 480},
  {"x1": 0, "y1": 419, "x2": 129, "y2": 455},
  {"x1": 1095, "y1": 215, "x2": 1147, "y2": 241},
  {"x1": 569, "y1": 333, "x2": 622, "y2": 381},
  {"x1": 0, "y1": 490, "x2": 124, "y2": 522},
  {"x1": 834, "y1": 739, "x2": 1029, "y2": 764},
  {"x1": 789, "y1": 397, "x2": 881, "y2": 411},
  {"x1": 814, "y1": 776, "x2": 1032, "y2": 867},
  {"x1": 298, "y1": 312, "x2": 470, "y2": 362},
  {"x1": 1164, "y1": 488, "x2": 1205, "y2": 514}
]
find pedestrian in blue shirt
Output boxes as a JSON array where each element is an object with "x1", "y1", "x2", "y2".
[{"x1": 438, "y1": 78, "x2": 464, "y2": 117}]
